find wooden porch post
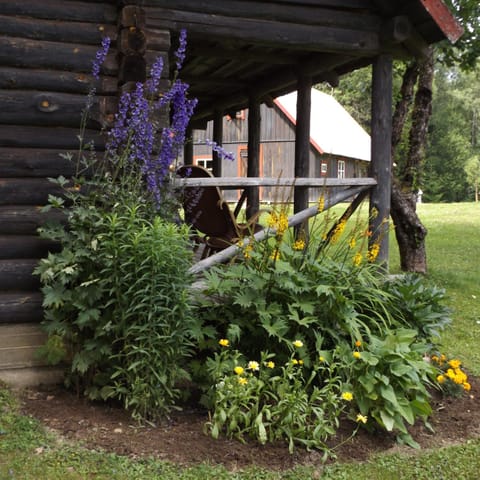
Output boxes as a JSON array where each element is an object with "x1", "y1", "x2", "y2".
[
  {"x1": 247, "y1": 95, "x2": 261, "y2": 219},
  {"x1": 183, "y1": 124, "x2": 194, "y2": 165},
  {"x1": 212, "y1": 109, "x2": 223, "y2": 177},
  {"x1": 294, "y1": 74, "x2": 312, "y2": 238},
  {"x1": 369, "y1": 54, "x2": 392, "y2": 267}
]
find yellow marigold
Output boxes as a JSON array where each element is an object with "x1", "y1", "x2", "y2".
[
  {"x1": 341, "y1": 391, "x2": 353, "y2": 402},
  {"x1": 353, "y1": 351, "x2": 361, "y2": 359},
  {"x1": 317, "y1": 195, "x2": 325, "y2": 213},
  {"x1": 356, "y1": 414, "x2": 368, "y2": 424},
  {"x1": 463, "y1": 382, "x2": 472, "y2": 392},
  {"x1": 238, "y1": 377, "x2": 248, "y2": 386},
  {"x1": 293, "y1": 340, "x2": 303, "y2": 348},
  {"x1": 348, "y1": 237, "x2": 357, "y2": 249},
  {"x1": 330, "y1": 220, "x2": 346, "y2": 244},
  {"x1": 436, "y1": 374, "x2": 446, "y2": 384},
  {"x1": 446, "y1": 368, "x2": 456, "y2": 380},
  {"x1": 353, "y1": 252, "x2": 363, "y2": 267},
  {"x1": 234, "y1": 366, "x2": 244, "y2": 375},
  {"x1": 218, "y1": 339, "x2": 229, "y2": 347},
  {"x1": 247, "y1": 360, "x2": 260, "y2": 371},
  {"x1": 448, "y1": 359, "x2": 462, "y2": 369},
  {"x1": 355, "y1": 340, "x2": 362, "y2": 347},
  {"x1": 366, "y1": 243, "x2": 380, "y2": 263},
  {"x1": 293, "y1": 239, "x2": 305, "y2": 251},
  {"x1": 265, "y1": 361, "x2": 275, "y2": 369}
]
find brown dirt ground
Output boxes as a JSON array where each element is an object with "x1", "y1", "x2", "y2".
[{"x1": 16, "y1": 376, "x2": 480, "y2": 471}]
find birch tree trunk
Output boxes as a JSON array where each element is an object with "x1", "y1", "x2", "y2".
[{"x1": 390, "y1": 48, "x2": 434, "y2": 273}]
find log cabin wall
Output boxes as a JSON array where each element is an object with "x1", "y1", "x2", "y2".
[{"x1": 0, "y1": 0, "x2": 171, "y2": 326}]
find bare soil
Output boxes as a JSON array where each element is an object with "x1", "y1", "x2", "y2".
[{"x1": 17, "y1": 376, "x2": 480, "y2": 471}]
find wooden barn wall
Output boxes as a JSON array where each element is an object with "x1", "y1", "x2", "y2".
[
  {"x1": 0, "y1": 0, "x2": 171, "y2": 324},
  {"x1": 192, "y1": 103, "x2": 367, "y2": 202}
]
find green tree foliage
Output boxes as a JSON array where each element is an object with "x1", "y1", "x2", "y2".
[{"x1": 464, "y1": 155, "x2": 480, "y2": 201}]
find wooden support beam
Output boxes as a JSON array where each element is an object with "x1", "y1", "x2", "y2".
[
  {"x1": 183, "y1": 125, "x2": 194, "y2": 165},
  {"x1": 212, "y1": 109, "x2": 223, "y2": 177},
  {"x1": 294, "y1": 74, "x2": 312, "y2": 219},
  {"x1": 246, "y1": 96, "x2": 261, "y2": 219},
  {"x1": 369, "y1": 54, "x2": 392, "y2": 268}
]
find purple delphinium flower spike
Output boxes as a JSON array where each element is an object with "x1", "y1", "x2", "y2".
[
  {"x1": 92, "y1": 37, "x2": 111, "y2": 80},
  {"x1": 205, "y1": 139, "x2": 235, "y2": 162},
  {"x1": 146, "y1": 56, "x2": 164, "y2": 95},
  {"x1": 175, "y1": 29, "x2": 187, "y2": 71}
]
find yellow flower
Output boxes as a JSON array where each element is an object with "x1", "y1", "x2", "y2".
[
  {"x1": 446, "y1": 368, "x2": 456, "y2": 380},
  {"x1": 341, "y1": 391, "x2": 353, "y2": 402},
  {"x1": 448, "y1": 359, "x2": 462, "y2": 369},
  {"x1": 238, "y1": 377, "x2": 248, "y2": 386},
  {"x1": 355, "y1": 340, "x2": 362, "y2": 348},
  {"x1": 353, "y1": 252, "x2": 363, "y2": 267},
  {"x1": 218, "y1": 339, "x2": 229, "y2": 347},
  {"x1": 270, "y1": 250, "x2": 281, "y2": 261},
  {"x1": 265, "y1": 361, "x2": 275, "y2": 369},
  {"x1": 463, "y1": 382, "x2": 472, "y2": 391},
  {"x1": 293, "y1": 340, "x2": 303, "y2": 348},
  {"x1": 317, "y1": 195, "x2": 325, "y2": 213},
  {"x1": 319, "y1": 356, "x2": 325, "y2": 363},
  {"x1": 293, "y1": 239, "x2": 305, "y2": 251},
  {"x1": 243, "y1": 244, "x2": 253, "y2": 259},
  {"x1": 356, "y1": 414, "x2": 368, "y2": 424},
  {"x1": 353, "y1": 351, "x2": 361, "y2": 359},
  {"x1": 348, "y1": 237, "x2": 356, "y2": 249},
  {"x1": 267, "y1": 210, "x2": 289, "y2": 236},
  {"x1": 367, "y1": 243, "x2": 380, "y2": 262},
  {"x1": 436, "y1": 374, "x2": 446, "y2": 384},
  {"x1": 247, "y1": 360, "x2": 260, "y2": 371},
  {"x1": 292, "y1": 359, "x2": 299, "y2": 365},
  {"x1": 234, "y1": 366, "x2": 244, "y2": 375},
  {"x1": 298, "y1": 359, "x2": 304, "y2": 365},
  {"x1": 331, "y1": 220, "x2": 346, "y2": 244}
]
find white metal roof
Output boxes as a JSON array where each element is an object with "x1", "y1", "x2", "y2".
[{"x1": 274, "y1": 89, "x2": 371, "y2": 162}]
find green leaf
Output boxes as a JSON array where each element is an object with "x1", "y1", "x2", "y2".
[{"x1": 379, "y1": 410, "x2": 395, "y2": 431}]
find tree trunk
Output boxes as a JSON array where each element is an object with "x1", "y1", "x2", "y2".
[{"x1": 390, "y1": 48, "x2": 433, "y2": 273}]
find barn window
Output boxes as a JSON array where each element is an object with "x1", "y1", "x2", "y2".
[
  {"x1": 195, "y1": 158, "x2": 213, "y2": 171},
  {"x1": 337, "y1": 160, "x2": 345, "y2": 179},
  {"x1": 321, "y1": 161, "x2": 328, "y2": 176}
]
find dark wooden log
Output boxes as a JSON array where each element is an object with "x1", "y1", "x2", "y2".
[
  {"x1": 0, "y1": 67, "x2": 117, "y2": 95},
  {"x1": 0, "y1": 148, "x2": 77, "y2": 177},
  {"x1": 212, "y1": 109, "x2": 223, "y2": 177},
  {"x1": 144, "y1": 8, "x2": 380, "y2": 54},
  {"x1": 119, "y1": 5, "x2": 146, "y2": 29},
  {"x1": 0, "y1": 14, "x2": 117, "y2": 46},
  {"x1": 0, "y1": 0, "x2": 118, "y2": 23},
  {"x1": 246, "y1": 96, "x2": 260, "y2": 219},
  {"x1": 369, "y1": 54, "x2": 392, "y2": 267},
  {"x1": 0, "y1": 235, "x2": 59, "y2": 259},
  {"x1": 0, "y1": 36, "x2": 117, "y2": 75},
  {"x1": 144, "y1": 28, "x2": 170, "y2": 51},
  {"x1": 0, "y1": 90, "x2": 117, "y2": 128},
  {"x1": 118, "y1": 54, "x2": 147, "y2": 85},
  {"x1": 0, "y1": 126, "x2": 105, "y2": 150},
  {"x1": 0, "y1": 178, "x2": 67, "y2": 205},
  {"x1": 144, "y1": 1, "x2": 380, "y2": 32},
  {"x1": 0, "y1": 292, "x2": 43, "y2": 324},
  {"x1": 119, "y1": 27, "x2": 147, "y2": 55},
  {"x1": 0, "y1": 206, "x2": 65, "y2": 235},
  {"x1": 294, "y1": 74, "x2": 312, "y2": 217},
  {"x1": 0, "y1": 259, "x2": 40, "y2": 290}
]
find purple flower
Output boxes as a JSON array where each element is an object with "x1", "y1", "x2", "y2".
[
  {"x1": 92, "y1": 37, "x2": 111, "y2": 80},
  {"x1": 175, "y1": 29, "x2": 187, "y2": 71},
  {"x1": 205, "y1": 139, "x2": 235, "y2": 162},
  {"x1": 146, "y1": 56, "x2": 164, "y2": 95}
]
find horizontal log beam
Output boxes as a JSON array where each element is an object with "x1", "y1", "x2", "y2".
[
  {"x1": 0, "y1": 126, "x2": 105, "y2": 150},
  {"x1": 0, "y1": 259, "x2": 40, "y2": 290},
  {"x1": 0, "y1": 206, "x2": 65, "y2": 235},
  {"x1": 143, "y1": 2, "x2": 380, "y2": 32},
  {"x1": 145, "y1": 9, "x2": 380, "y2": 55},
  {"x1": 0, "y1": 178, "x2": 67, "y2": 205},
  {"x1": 0, "y1": 67, "x2": 117, "y2": 95},
  {"x1": 0, "y1": 90, "x2": 117, "y2": 128},
  {"x1": 0, "y1": 0, "x2": 118, "y2": 23},
  {"x1": 178, "y1": 177, "x2": 377, "y2": 188},
  {"x1": 0, "y1": 36, "x2": 117, "y2": 75},
  {"x1": 0, "y1": 14, "x2": 117, "y2": 46},
  {"x1": 0, "y1": 235, "x2": 59, "y2": 259},
  {"x1": 0, "y1": 148, "x2": 77, "y2": 177},
  {"x1": 0, "y1": 293, "x2": 43, "y2": 323}
]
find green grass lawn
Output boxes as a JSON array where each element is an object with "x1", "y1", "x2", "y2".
[{"x1": 1, "y1": 202, "x2": 479, "y2": 479}]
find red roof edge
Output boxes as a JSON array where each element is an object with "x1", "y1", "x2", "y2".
[{"x1": 419, "y1": 0, "x2": 464, "y2": 43}]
